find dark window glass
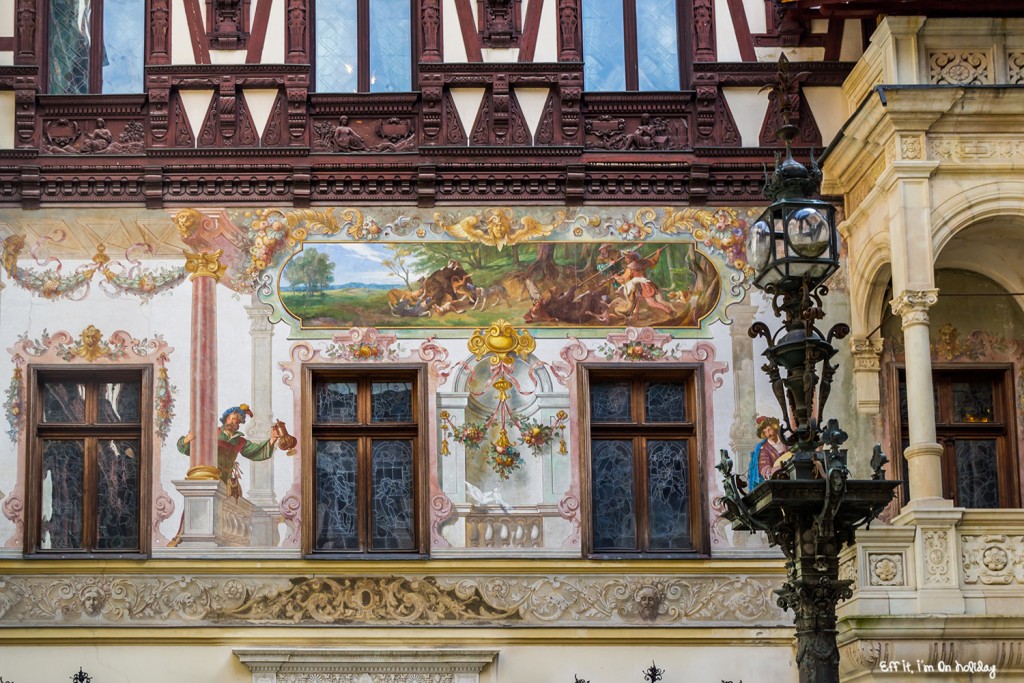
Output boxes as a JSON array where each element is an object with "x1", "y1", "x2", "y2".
[
  {"x1": 591, "y1": 439, "x2": 636, "y2": 549},
  {"x1": 588, "y1": 371, "x2": 699, "y2": 554},
  {"x1": 310, "y1": 373, "x2": 420, "y2": 555},
  {"x1": 590, "y1": 381, "x2": 631, "y2": 422},
  {"x1": 896, "y1": 368, "x2": 1017, "y2": 508},
  {"x1": 33, "y1": 371, "x2": 147, "y2": 554},
  {"x1": 315, "y1": 440, "x2": 360, "y2": 550},
  {"x1": 40, "y1": 440, "x2": 85, "y2": 550}
]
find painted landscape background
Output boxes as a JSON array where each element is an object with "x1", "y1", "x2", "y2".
[{"x1": 279, "y1": 240, "x2": 722, "y2": 329}]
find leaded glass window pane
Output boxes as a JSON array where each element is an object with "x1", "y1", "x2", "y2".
[
  {"x1": 371, "y1": 382, "x2": 413, "y2": 423},
  {"x1": 101, "y1": 0, "x2": 144, "y2": 93},
  {"x1": 955, "y1": 439, "x2": 1000, "y2": 508},
  {"x1": 96, "y1": 439, "x2": 140, "y2": 550},
  {"x1": 98, "y1": 381, "x2": 141, "y2": 423},
  {"x1": 316, "y1": 382, "x2": 357, "y2": 423},
  {"x1": 581, "y1": 0, "x2": 626, "y2": 91},
  {"x1": 42, "y1": 382, "x2": 86, "y2": 423},
  {"x1": 647, "y1": 440, "x2": 690, "y2": 549},
  {"x1": 636, "y1": 0, "x2": 679, "y2": 90},
  {"x1": 645, "y1": 382, "x2": 686, "y2": 422},
  {"x1": 592, "y1": 439, "x2": 636, "y2": 550},
  {"x1": 953, "y1": 381, "x2": 995, "y2": 423},
  {"x1": 590, "y1": 381, "x2": 631, "y2": 422},
  {"x1": 370, "y1": 439, "x2": 415, "y2": 550},
  {"x1": 48, "y1": 0, "x2": 92, "y2": 94},
  {"x1": 316, "y1": 0, "x2": 358, "y2": 92},
  {"x1": 40, "y1": 440, "x2": 85, "y2": 550},
  {"x1": 315, "y1": 440, "x2": 359, "y2": 550},
  {"x1": 369, "y1": 0, "x2": 411, "y2": 93}
]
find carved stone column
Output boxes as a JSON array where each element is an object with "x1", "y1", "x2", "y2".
[
  {"x1": 183, "y1": 250, "x2": 226, "y2": 481},
  {"x1": 891, "y1": 289, "x2": 944, "y2": 504},
  {"x1": 850, "y1": 338, "x2": 885, "y2": 415},
  {"x1": 245, "y1": 295, "x2": 278, "y2": 530},
  {"x1": 728, "y1": 303, "x2": 760, "y2": 466}
]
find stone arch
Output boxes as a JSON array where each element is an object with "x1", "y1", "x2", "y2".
[
  {"x1": 932, "y1": 180, "x2": 1024, "y2": 257},
  {"x1": 847, "y1": 228, "x2": 893, "y2": 339}
]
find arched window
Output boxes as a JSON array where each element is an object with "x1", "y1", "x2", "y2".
[
  {"x1": 47, "y1": 0, "x2": 145, "y2": 94},
  {"x1": 315, "y1": 0, "x2": 413, "y2": 93},
  {"x1": 581, "y1": 0, "x2": 682, "y2": 91}
]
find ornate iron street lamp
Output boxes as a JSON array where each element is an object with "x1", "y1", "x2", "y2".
[{"x1": 717, "y1": 57, "x2": 900, "y2": 683}]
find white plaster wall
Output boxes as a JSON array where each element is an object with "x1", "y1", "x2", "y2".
[
  {"x1": 721, "y1": 87, "x2": 769, "y2": 146},
  {"x1": 210, "y1": 50, "x2": 248, "y2": 64},
  {"x1": 743, "y1": 0, "x2": 766, "y2": 34},
  {"x1": 534, "y1": 0, "x2": 558, "y2": 62},
  {"x1": 262, "y1": 0, "x2": 286, "y2": 63},
  {"x1": 443, "y1": 0, "x2": 468, "y2": 62},
  {"x1": 715, "y1": 0, "x2": 742, "y2": 61},
  {"x1": 0, "y1": 641, "x2": 797, "y2": 683},
  {"x1": 171, "y1": 0, "x2": 197, "y2": 64},
  {"x1": 840, "y1": 19, "x2": 864, "y2": 61},
  {"x1": 804, "y1": 86, "x2": 850, "y2": 146},
  {"x1": 0, "y1": 0, "x2": 13, "y2": 38},
  {"x1": 0, "y1": 91, "x2": 14, "y2": 148}
]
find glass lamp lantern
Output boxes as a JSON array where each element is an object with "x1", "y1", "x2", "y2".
[{"x1": 747, "y1": 196, "x2": 838, "y2": 293}]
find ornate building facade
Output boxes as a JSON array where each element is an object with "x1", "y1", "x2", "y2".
[{"x1": 0, "y1": 1, "x2": 1021, "y2": 681}]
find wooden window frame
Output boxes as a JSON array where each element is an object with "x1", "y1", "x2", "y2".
[
  {"x1": 310, "y1": 0, "x2": 417, "y2": 94},
  {"x1": 303, "y1": 364, "x2": 427, "y2": 557},
  {"x1": 582, "y1": 365, "x2": 707, "y2": 557},
  {"x1": 892, "y1": 363, "x2": 1020, "y2": 508},
  {"x1": 583, "y1": 0, "x2": 688, "y2": 92},
  {"x1": 26, "y1": 365, "x2": 152, "y2": 557}
]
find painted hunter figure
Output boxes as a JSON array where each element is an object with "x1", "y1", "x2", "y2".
[
  {"x1": 177, "y1": 404, "x2": 281, "y2": 499},
  {"x1": 747, "y1": 416, "x2": 790, "y2": 488}
]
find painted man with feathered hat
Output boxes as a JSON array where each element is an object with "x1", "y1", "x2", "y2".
[{"x1": 177, "y1": 403, "x2": 279, "y2": 499}]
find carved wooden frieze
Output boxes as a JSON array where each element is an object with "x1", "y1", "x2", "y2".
[
  {"x1": 311, "y1": 115, "x2": 417, "y2": 153},
  {"x1": 41, "y1": 117, "x2": 146, "y2": 154}
]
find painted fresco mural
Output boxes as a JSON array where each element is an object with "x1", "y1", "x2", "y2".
[{"x1": 0, "y1": 205, "x2": 768, "y2": 556}]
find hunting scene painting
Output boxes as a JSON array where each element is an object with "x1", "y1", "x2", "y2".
[{"x1": 278, "y1": 240, "x2": 723, "y2": 330}]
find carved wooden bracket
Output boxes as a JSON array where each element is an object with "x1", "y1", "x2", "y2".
[
  {"x1": 206, "y1": 0, "x2": 250, "y2": 50},
  {"x1": 477, "y1": 0, "x2": 522, "y2": 48}
]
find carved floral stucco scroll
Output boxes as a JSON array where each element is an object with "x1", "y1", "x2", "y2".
[{"x1": 0, "y1": 573, "x2": 787, "y2": 627}]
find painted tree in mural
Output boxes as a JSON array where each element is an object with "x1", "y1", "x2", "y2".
[{"x1": 284, "y1": 249, "x2": 335, "y2": 296}]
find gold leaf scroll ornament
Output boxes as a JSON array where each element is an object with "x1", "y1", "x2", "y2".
[
  {"x1": 468, "y1": 319, "x2": 536, "y2": 366},
  {"x1": 434, "y1": 210, "x2": 567, "y2": 251}
]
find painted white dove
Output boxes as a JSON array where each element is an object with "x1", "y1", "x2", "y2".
[{"x1": 464, "y1": 481, "x2": 512, "y2": 512}]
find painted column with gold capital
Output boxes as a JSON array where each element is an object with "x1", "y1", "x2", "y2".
[
  {"x1": 891, "y1": 288, "x2": 944, "y2": 504},
  {"x1": 183, "y1": 250, "x2": 226, "y2": 482}
]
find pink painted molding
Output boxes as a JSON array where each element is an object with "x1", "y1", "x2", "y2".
[
  {"x1": 279, "y1": 328, "x2": 453, "y2": 549},
  {"x1": 3, "y1": 327, "x2": 177, "y2": 548}
]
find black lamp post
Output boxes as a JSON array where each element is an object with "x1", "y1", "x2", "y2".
[{"x1": 717, "y1": 57, "x2": 899, "y2": 683}]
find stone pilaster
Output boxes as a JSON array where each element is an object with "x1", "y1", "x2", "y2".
[
  {"x1": 728, "y1": 303, "x2": 761, "y2": 467},
  {"x1": 850, "y1": 338, "x2": 885, "y2": 415},
  {"x1": 245, "y1": 294, "x2": 279, "y2": 533},
  {"x1": 890, "y1": 289, "x2": 946, "y2": 507}
]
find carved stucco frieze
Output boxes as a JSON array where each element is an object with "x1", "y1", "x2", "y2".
[
  {"x1": 891, "y1": 289, "x2": 939, "y2": 329},
  {"x1": 929, "y1": 136, "x2": 1024, "y2": 163},
  {"x1": 868, "y1": 552, "x2": 906, "y2": 587},
  {"x1": 928, "y1": 50, "x2": 993, "y2": 85},
  {"x1": 1010, "y1": 51, "x2": 1024, "y2": 85},
  {"x1": 898, "y1": 134, "x2": 924, "y2": 161},
  {"x1": 0, "y1": 573, "x2": 788, "y2": 627},
  {"x1": 922, "y1": 529, "x2": 954, "y2": 587},
  {"x1": 962, "y1": 534, "x2": 1024, "y2": 585}
]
